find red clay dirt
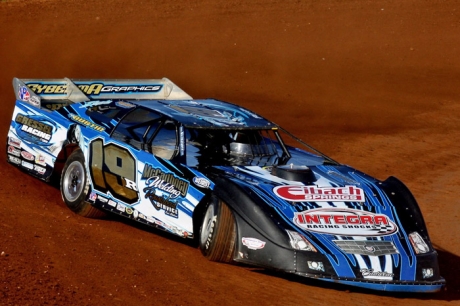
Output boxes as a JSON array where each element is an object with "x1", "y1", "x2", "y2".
[{"x1": 0, "y1": 0, "x2": 459, "y2": 305}]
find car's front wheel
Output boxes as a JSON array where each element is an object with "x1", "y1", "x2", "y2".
[
  {"x1": 199, "y1": 195, "x2": 236, "y2": 263},
  {"x1": 60, "y1": 149, "x2": 105, "y2": 218}
]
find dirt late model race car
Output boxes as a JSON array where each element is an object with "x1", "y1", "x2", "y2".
[{"x1": 7, "y1": 77, "x2": 445, "y2": 292}]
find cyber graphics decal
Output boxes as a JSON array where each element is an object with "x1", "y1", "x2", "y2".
[{"x1": 27, "y1": 82, "x2": 163, "y2": 96}]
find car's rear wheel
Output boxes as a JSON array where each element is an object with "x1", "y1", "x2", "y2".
[
  {"x1": 60, "y1": 149, "x2": 105, "y2": 218},
  {"x1": 199, "y1": 195, "x2": 236, "y2": 263}
]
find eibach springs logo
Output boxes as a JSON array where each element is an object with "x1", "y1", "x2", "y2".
[
  {"x1": 293, "y1": 208, "x2": 398, "y2": 236},
  {"x1": 273, "y1": 185, "x2": 365, "y2": 202}
]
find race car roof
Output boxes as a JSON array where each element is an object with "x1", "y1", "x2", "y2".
[
  {"x1": 12, "y1": 77, "x2": 276, "y2": 129},
  {"x1": 130, "y1": 99, "x2": 276, "y2": 129}
]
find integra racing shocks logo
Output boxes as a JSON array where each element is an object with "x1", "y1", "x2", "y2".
[
  {"x1": 142, "y1": 164, "x2": 189, "y2": 218},
  {"x1": 14, "y1": 113, "x2": 53, "y2": 144},
  {"x1": 294, "y1": 208, "x2": 398, "y2": 236}
]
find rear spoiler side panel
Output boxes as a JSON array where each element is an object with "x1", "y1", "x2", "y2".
[{"x1": 13, "y1": 77, "x2": 193, "y2": 107}]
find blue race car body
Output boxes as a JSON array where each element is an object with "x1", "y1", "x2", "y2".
[{"x1": 6, "y1": 77, "x2": 445, "y2": 292}]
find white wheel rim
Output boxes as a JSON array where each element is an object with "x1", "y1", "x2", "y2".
[{"x1": 63, "y1": 161, "x2": 85, "y2": 202}]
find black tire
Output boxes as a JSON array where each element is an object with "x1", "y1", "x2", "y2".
[
  {"x1": 60, "y1": 149, "x2": 105, "y2": 218},
  {"x1": 199, "y1": 195, "x2": 236, "y2": 263}
]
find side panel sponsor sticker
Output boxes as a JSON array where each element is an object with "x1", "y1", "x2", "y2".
[
  {"x1": 242, "y1": 237, "x2": 266, "y2": 250},
  {"x1": 7, "y1": 146, "x2": 21, "y2": 157},
  {"x1": 8, "y1": 155, "x2": 21, "y2": 165},
  {"x1": 21, "y1": 150, "x2": 35, "y2": 161},
  {"x1": 8, "y1": 137, "x2": 21, "y2": 148},
  {"x1": 193, "y1": 177, "x2": 210, "y2": 189}
]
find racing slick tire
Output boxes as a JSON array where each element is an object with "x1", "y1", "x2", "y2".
[
  {"x1": 199, "y1": 195, "x2": 236, "y2": 263},
  {"x1": 60, "y1": 149, "x2": 105, "y2": 218}
]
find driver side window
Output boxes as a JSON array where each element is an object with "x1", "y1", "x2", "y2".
[
  {"x1": 112, "y1": 107, "x2": 162, "y2": 150},
  {"x1": 151, "y1": 120, "x2": 178, "y2": 160}
]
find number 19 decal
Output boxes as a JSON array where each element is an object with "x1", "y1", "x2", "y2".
[{"x1": 89, "y1": 139, "x2": 139, "y2": 204}]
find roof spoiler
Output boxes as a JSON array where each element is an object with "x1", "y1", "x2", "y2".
[{"x1": 13, "y1": 77, "x2": 193, "y2": 107}]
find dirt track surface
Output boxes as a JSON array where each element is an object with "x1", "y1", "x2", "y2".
[{"x1": 1, "y1": 0, "x2": 459, "y2": 305}]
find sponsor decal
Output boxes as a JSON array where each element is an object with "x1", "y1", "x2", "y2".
[
  {"x1": 18, "y1": 86, "x2": 30, "y2": 101},
  {"x1": 141, "y1": 164, "x2": 189, "y2": 218},
  {"x1": 43, "y1": 102, "x2": 67, "y2": 111},
  {"x1": 8, "y1": 137, "x2": 21, "y2": 148},
  {"x1": 97, "y1": 195, "x2": 109, "y2": 203},
  {"x1": 8, "y1": 155, "x2": 21, "y2": 165},
  {"x1": 116, "y1": 203, "x2": 125, "y2": 212},
  {"x1": 242, "y1": 237, "x2": 266, "y2": 250},
  {"x1": 21, "y1": 160, "x2": 33, "y2": 170},
  {"x1": 68, "y1": 114, "x2": 105, "y2": 132},
  {"x1": 133, "y1": 209, "x2": 139, "y2": 219},
  {"x1": 274, "y1": 185, "x2": 365, "y2": 202},
  {"x1": 89, "y1": 192, "x2": 97, "y2": 202},
  {"x1": 142, "y1": 166, "x2": 189, "y2": 197},
  {"x1": 34, "y1": 165, "x2": 46, "y2": 175},
  {"x1": 294, "y1": 208, "x2": 398, "y2": 236},
  {"x1": 21, "y1": 150, "x2": 35, "y2": 161},
  {"x1": 15, "y1": 114, "x2": 53, "y2": 142},
  {"x1": 193, "y1": 177, "x2": 210, "y2": 189},
  {"x1": 29, "y1": 96, "x2": 40, "y2": 107},
  {"x1": 144, "y1": 192, "x2": 179, "y2": 218},
  {"x1": 7, "y1": 146, "x2": 21, "y2": 157},
  {"x1": 125, "y1": 207, "x2": 133, "y2": 214},
  {"x1": 35, "y1": 155, "x2": 46, "y2": 166},
  {"x1": 27, "y1": 83, "x2": 67, "y2": 94},
  {"x1": 108, "y1": 199, "x2": 117, "y2": 207},
  {"x1": 27, "y1": 82, "x2": 162, "y2": 96},
  {"x1": 360, "y1": 268, "x2": 394, "y2": 280}
]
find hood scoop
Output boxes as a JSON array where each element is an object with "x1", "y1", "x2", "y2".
[{"x1": 271, "y1": 165, "x2": 316, "y2": 183}]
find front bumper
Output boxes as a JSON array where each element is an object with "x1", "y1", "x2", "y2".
[{"x1": 233, "y1": 214, "x2": 445, "y2": 293}]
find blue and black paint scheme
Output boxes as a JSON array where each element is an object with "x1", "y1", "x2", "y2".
[{"x1": 6, "y1": 78, "x2": 445, "y2": 292}]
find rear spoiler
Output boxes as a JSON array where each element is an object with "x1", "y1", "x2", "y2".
[{"x1": 13, "y1": 77, "x2": 193, "y2": 108}]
